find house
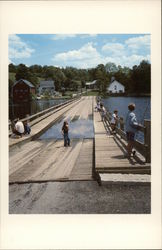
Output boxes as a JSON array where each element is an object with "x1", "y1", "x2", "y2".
[
  {"x1": 12, "y1": 79, "x2": 35, "y2": 102},
  {"x1": 85, "y1": 80, "x2": 97, "y2": 89},
  {"x1": 107, "y1": 79, "x2": 125, "y2": 93},
  {"x1": 39, "y1": 80, "x2": 55, "y2": 95}
]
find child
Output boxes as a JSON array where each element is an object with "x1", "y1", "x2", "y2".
[
  {"x1": 23, "y1": 120, "x2": 31, "y2": 135},
  {"x1": 110, "y1": 110, "x2": 118, "y2": 133},
  {"x1": 62, "y1": 121, "x2": 70, "y2": 147},
  {"x1": 100, "y1": 103, "x2": 106, "y2": 121}
]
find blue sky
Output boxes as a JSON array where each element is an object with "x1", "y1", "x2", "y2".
[{"x1": 9, "y1": 34, "x2": 150, "y2": 69}]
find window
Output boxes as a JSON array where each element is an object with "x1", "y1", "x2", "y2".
[{"x1": 114, "y1": 85, "x2": 117, "y2": 90}]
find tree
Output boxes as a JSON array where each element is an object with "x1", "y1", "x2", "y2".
[
  {"x1": 15, "y1": 64, "x2": 38, "y2": 87},
  {"x1": 105, "y1": 62, "x2": 118, "y2": 74},
  {"x1": 95, "y1": 64, "x2": 109, "y2": 93},
  {"x1": 9, "y1": 63, "x2": 17, "y2": 73},
  {"x1": 15, "y1": 64, "x2": 31, "y2": 80}
]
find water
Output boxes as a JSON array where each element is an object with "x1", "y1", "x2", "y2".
[
  {"x1": 102, "y1": 97, "x2": 151, "y2": 123},
  {"x1": 40, "y1": 116, "x2": 94, "y2": 140},
  {"x1": 9, "y1": 99, "x2": 67, "y2": 120},
  {"x1": 102, "y1": 96, "x2": 151, "y2": 142}
]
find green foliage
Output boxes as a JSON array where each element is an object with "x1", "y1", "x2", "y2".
[{"x1": 9, "y1": 60, "x2": 151, "y2": 95}]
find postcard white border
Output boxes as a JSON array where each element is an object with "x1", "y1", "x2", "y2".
[{"x1": 0, "y1": 0, "x2": 161, "y2": 249}]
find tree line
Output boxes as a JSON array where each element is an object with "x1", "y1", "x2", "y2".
[{"x1": 9, "y1": 60, "x2": 151, "y2": 94}]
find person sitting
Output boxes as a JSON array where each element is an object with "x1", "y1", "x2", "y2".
[
  {"x1": 23, "y1": 120, "x2": 31, "y2": 135},
  {"x1": 12, "y1": 119, "x2": 24, "y2": 138},
  {"x1": 95, "y1": 100, "x2": 101, "y2": 112}
]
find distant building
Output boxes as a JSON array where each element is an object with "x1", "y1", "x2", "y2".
[
  {"x1": 12, "y1": 79, "x2": 35, "y2": 102},
  {"x1": 107, "y1": 79, "x2": 125, "y2": 93},
  {"x1": 85, "y1": 80, "x2": 97, "y2": 89},
  {"x1": 39, "y1": 80, "x2": 55, "y2": 95}
]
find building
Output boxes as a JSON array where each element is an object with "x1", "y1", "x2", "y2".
[
  {"x1": 12, "y1": 79, "x2": 35, "y2": 102},
  {"x1": 39, "y1": 80, "x2": 55, "y2": 95},
  {"x1": 107, "y1": 79, "x2": 125, "y2": 93},
  {"x1": 85, "y1": 80, "x2": 97, "y2": 89}
]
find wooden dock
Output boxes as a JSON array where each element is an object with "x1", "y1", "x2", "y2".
[{"x1": 9, "y1": 96, "x2": 151, "y2": 184}]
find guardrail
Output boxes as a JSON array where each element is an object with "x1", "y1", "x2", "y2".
[
  {"x1": 9, "y1": 96, "x2": 81, "y2": 135},
  {"x1": 103, "y1": 109, "x2": 151, "y2": 163}
]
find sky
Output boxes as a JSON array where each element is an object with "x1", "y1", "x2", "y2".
[{"x1": 8, "y1": 34, "x2": 150, "y2": 69}]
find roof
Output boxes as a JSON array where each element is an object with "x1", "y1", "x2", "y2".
[
  {"x1": 85, "y1": 80, "x2": 97, "y2": 86},
  {"x1": 109, "y1": 80, "x2": 124, "y2": 87},
  {"x1": 14, "y1": 79, "x2": 35, "y2": 88},
  {"x1": 40, "y1": 80, "x2": 54, "y2": 87}
]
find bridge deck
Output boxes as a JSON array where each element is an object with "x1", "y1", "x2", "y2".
[
  {"x1": 9, "y1": 97, "x2": 94, "y2": 183},
  {"x1": 94, "y1": 104, "x2": 151, "y2": 174},
  {"x1": 9, "y1": 96, "x2": 150, "y2": 184}
]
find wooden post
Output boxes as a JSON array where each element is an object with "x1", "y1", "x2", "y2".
[
  {"x1": 144, "y1": 119, "x2": 151, "y2": 163},
  {"x1": 119, "y1": 117, "x2": 124, "y2": 131}
]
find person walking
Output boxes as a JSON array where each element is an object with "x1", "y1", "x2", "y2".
[
  {"x1": 62, "y1": 121, "x2": 70, "y2": 147},
  {"x1": 125, "y1": 103, "x2": 140, "y2": 158},
  {"x1": 110, "y1": 110, "x2": 118, "y2": 133}
]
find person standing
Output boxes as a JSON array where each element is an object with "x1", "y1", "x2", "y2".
[
  {"x1": 100, "y1": 103, "x2": 106, "y2": 121},
  {"x1": 62, "y1": 121, "x2": 70, "y2": 147},
  {"x1": 110, "y1": 110, "x2": 118, "y2": 133},
  {"x1": 125, "y1": 103, "x2": 140, "y2": 158}
]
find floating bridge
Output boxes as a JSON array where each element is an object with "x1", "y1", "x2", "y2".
[{"x1": 9, "y1": 96, "x2": 151, "y2": 185}]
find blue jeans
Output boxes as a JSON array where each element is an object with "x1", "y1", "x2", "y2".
[
  {"x1": 24, "y1": 124, "x2": 31, "y2": 134},
  {"x1": 64, "y1": 133, "x2": 70, "y2": 146}
]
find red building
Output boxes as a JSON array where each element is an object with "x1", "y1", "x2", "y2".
[{"x1": 12, "y1": 79, "x2": 35, "y2": 102}]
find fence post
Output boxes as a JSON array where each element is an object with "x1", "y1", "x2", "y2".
[
  {"x1": 144, "y1": 119, "x2": 151, "y2": 163},
  {"x1": 119, "y1": 117, "x2": 124, "y2": 131}
]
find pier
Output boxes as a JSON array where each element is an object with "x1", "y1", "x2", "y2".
[{"x1": 9, "y1": 96, "x2": 151, "y2": 185}]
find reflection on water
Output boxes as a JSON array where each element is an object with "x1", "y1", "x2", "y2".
[
  {"x1": 39, "y1": 118, "x2": 94, "y2": 139},
  {"x1": 9, "y1": 99, "x2": 67, "y2": 120}
]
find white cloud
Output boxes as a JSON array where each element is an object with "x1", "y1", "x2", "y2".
[
  {"x1": 52, "y1": 42, "x2": 103, "y2": 68},
  {"x1": 52, "y1": 40, "x2": 150, "y2": 69},
  {"x1": 51, "y1": 34, "x2": 77, "y2": 40},
  {"x1": 125, "y1": 35, "x2": 150, "y2": 50},
  {"x1": 102, "y1": 43, "x2": 125, "y2": 56},
  {"x1": 9, "y1": 34, "x2": 35, "y2": 59},
  {"x1": 104, "y1": 54, "x2": 150, "y2": 68}
]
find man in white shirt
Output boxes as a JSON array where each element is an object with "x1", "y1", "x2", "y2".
[{"x1": 14, "y1": 120, "x2": 24, "y2": 137}]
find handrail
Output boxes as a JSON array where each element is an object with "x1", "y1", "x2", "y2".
[
  {"x1": 9, "y1": 96, "x2": 81, "y2": 132},
  {"x1": 103, "y1": 108, "x2": 151, "y2": 163}
]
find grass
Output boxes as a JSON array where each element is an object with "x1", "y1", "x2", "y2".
[{"x1": 82, "y1": 90, "x2": 99, "y2": 96}]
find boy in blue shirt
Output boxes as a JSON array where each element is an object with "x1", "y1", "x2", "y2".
[{"x1": 125, "y1": 103, "x2": 140, "y2": 158}]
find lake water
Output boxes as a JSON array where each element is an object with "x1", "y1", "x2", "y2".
[
  {"x1": 10, "y1": 96, "x2": 151, "y2": 143},
  {"x1": 102, "y1": 97, "x2": 151, "y2": 123},
  {"x1": 102, "y1": 96, "x2": 151, "y2": 142},
  {"x1": 9, "y1": 99, "x2": 67, "y2": 120}
]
